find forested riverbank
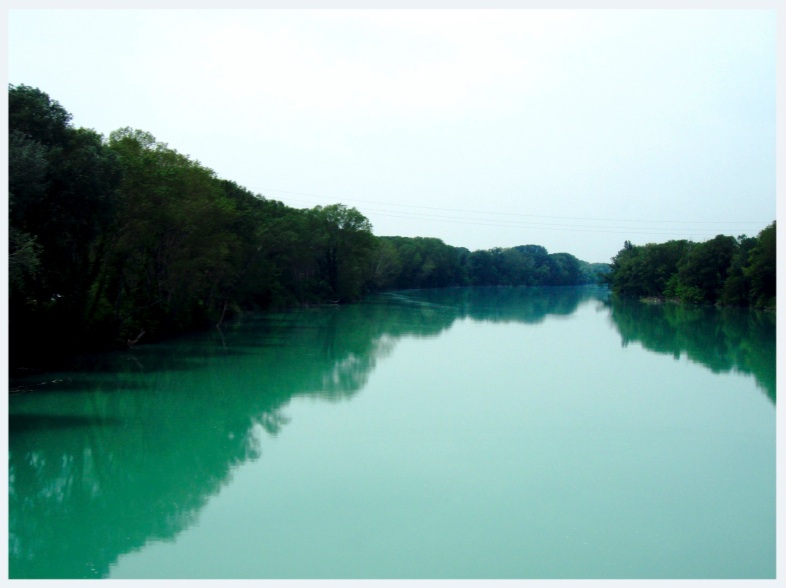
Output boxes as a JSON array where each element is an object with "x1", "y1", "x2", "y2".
[
  {"x1": 601, "y1": 224, "x2": 776, "y2": 309},
  {"x1": 9, "y1": 85, "x2": 607, "y2": 370},
  {"x1": 8, "y1": 85, "x2": 776, "y2": 372}
]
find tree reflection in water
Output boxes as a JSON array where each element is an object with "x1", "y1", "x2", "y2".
[
  {"x1": 9, "y1": 286, "x2": 773, "y2": 578},
  {"x1": 605, "y1": 296, "x2": 775, "y2": 404}
]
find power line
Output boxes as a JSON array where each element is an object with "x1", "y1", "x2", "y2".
[
  {"x1": 280, "y1": 196, "x2": 719, "y2": 234},
  {"x1": 251, "y1": 186, "x2": 768, "y2": 227},
  {"x1": 360, "y1": 209, "x2": 740, "y2": 236},
  {"x1": 253, "y1": 190, "x2": 764, "y2": 237}
]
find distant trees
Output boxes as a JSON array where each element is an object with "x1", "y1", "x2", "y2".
[
  {"x1": 375, "y1": 236, "x2": 469, "y2": 290},
  {"x1": 603, "y1": 223, "x2": 776, "y2": 309},
  {"x1": 370, "y1": 237, "x2": 605, "y2": 291}
]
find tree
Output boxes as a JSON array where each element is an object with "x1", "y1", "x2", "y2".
[
  {"x1": 468, "y1": 249, "x2": 502, "y2": 285},
  {"x1": 8, "y1": 84, "x2": 72, "y2": 146},
  {"x1": 676, "y1": 235, "x2": 738, "y2": 304},
  {"x1": 546, "y1": 252, "x2": 582, "y2": 286},
  {"x1": 500, "y1": 247, "x2": 535, "y2": 285},
  {"x1": 603, "y1": 241, "x2": 644, "y2": 296},
  {"x1": 8, "y1": 85, "x2": 122, "y2": 363},
  {"x1": 8, "y1": 227, "x2": 41, "y2": 294},
  {"x1": 745, "y1": 222, "x2": 776, "y2": 309},
  {"x1": 624, "y1": 240, "x2": 691, "y2": 297},
  {"x1": 8, "y1": 130, "x2": 47, "y2": 296},
  {"x1": 105, "y1": 128, "x2": 243, "y2": 338},
  {"x1": 604, "y1": 229, "x2": 774, "y2": 308},
  {"x1": 377, "y1": 236, "x2": 469, "y2": 290},
  {"x1": 309, "y1": 204, "x2": 375, "y2": 302},
  {"x1": 719, "y1": 235, "x2": 758, "y2": 306},
  {"x1": 369, "y1": 238, "x2": 402, "y2": 290}
]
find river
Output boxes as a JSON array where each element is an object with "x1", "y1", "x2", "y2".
[{"x1": 7, "y1": 286, "x2": 776, "y2": 579}]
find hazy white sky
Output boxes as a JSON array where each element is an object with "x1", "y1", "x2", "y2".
[{"x1": 6, "y1": 6, "x2": 778, "y2": 262}]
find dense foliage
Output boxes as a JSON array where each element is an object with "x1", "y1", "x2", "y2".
[
  {"x1": 371, "y1": 238, "x2": 606, "y2": 291},
  {"x1": 8, "y1": 85, "x2": 609, "y2": 368},
  {"x1": 602, "y1": 224, "x2": 776, "y2": 309}
]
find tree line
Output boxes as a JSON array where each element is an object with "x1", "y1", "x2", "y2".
[
  {"x1": 8, "y1": 84, "x2": 607, "y2": 369},
  {"x1": 601, "y1": 225, "x2": 776, "y2": 309}
]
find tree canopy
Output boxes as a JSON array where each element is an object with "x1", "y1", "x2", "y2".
[{"x1": 603, "y1": 224, "x2": 776, "y2": 309}]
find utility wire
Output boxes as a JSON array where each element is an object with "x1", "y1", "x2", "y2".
[
  {"x1": 252, "y1": 186, "x2": 767, "y2": 227},
  {"x1": 359, "y1": 209, "x2": 741, "y2": 236},
  {"x1": 253, "y1": 189, "x2": 764, "y2": 237}
]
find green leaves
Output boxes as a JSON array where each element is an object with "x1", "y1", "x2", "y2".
[
  {"x1": 745, "y1": 222, "x2": 776, "y2": 309},
  {"x1": 9, "y1": 85, "x2": 124, "y2": 365},
  {"x1": 308, "y1": 204, "x2": 375, "y2": 302},
  {"x1": 8, "y1": 84, "x2": 72, "y2": 146},
  {"x1": 605, "y1": 226, "x2": 776, "y2": 309}
]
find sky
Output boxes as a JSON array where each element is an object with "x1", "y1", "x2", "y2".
[{"x1": 5, "y1": 5, "x2": 779, "y2": 263}]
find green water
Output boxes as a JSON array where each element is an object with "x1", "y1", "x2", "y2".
[{"x1": 8, "y1": 287, "x2": 776, "y2": 579}]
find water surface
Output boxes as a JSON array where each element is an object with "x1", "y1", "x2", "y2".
[{"x1": 8, "y1": 287, "x2": 776, "y2": 579}]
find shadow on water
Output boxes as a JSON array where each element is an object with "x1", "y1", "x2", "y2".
[
  {"x1": 9, "y1": 414, "x2": 125, "y2": 434},
  {"x1": 604, "y1": 297, "x2": 776, "y2": 404},
  {"x1": 8, "y1": 292, "x2": 473, "y2": 578},
  {"x1": 9, "y1": 285, "x2": 773, "y2": 578}
]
